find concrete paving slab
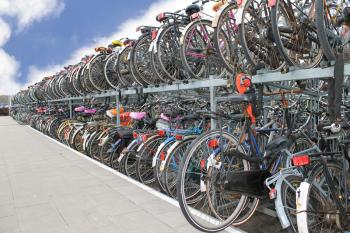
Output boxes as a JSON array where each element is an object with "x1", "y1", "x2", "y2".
[{"x1": 0, "y1": 117, "x2": 244, "y2": 233}]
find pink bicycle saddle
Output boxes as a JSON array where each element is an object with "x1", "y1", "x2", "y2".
[
  {"x1": 130, "y1": 112, "x2": 147, "y2": 120},
  {"x1": 84, "y1": 108, "x2": 97, "y2": 114},
  {"x1": 74, "y1": 106, "x2": 85, "y2": 112}
]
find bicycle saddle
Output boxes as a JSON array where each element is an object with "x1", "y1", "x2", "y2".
[
  {"x1": 185, "y1": 4, "x2": 201, "y2": 16},
  {"x1": 84, "y1": 108, "x2": 97, "y2": 114},
  {"x1": 156, "y1": 13, "x2": 169, "y2": 22},
  {"x1": 130, "y1": 112, "x2": 147, "y2": 121},
  {"x1": 74, "y1": 106, "x2": 85, "y2": 112},
  {"x1": 94, "y1": 47, "x2": 107, "y2": 52},
  {"x1": 264, "y1": 136, "x2": 291, "y2": 155},
  {"x1": 111, "y1": 40, "x2": 124, "y2": 47}
]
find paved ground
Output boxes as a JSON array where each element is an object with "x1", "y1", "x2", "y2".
[{"x1": 0, "y1": 117, "x2": 249, "y2": 233}]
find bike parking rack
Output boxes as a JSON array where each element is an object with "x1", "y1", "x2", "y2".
[
  {"x1": 13, "y1": 62, "x2": 350, "y2": 128},
  {"x1": 11, "y1": 63, "x2": 350, "y2": 225}
]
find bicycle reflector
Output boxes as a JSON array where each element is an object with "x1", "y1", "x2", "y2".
[
  {"x1": 158, "y1": 130, "x2": 166, "y2": 137},
  {"x1": 160, "y1": 151, "x2": 166, "y2": 161},
  {"x1": 200, "y1": 159, "x2": 205, "y2": 170},
  {"x1": 208, "y1": 139, "x2": 219, "y2": 149},
  {"x1": 151, "y1": 30, "x2": 158, "y2": 40},
  {"x1": 133, "y1": 132, "x2": 138, "y2": 139},
  {"x1": 142, "y1": 135, "x2": 149, "y2": 142},
  {"x1": 175, "y1": 135, "x2": 184, "y2": 140},
  {"x1": 292, "y1": 155, "x2": 310, "y2": 167}
]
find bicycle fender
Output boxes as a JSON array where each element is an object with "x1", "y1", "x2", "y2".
[
  {"x1": 70, "y1": 126, "x2": 84, "y2": 145},
  {"x1": 152, "y1": 137, "x2": 174, "y2": 167},
  {"x1": 148, "y1": 41, "x2": 155, "y2": 52},
  {"x1": 127, "y1": 49, "x2": 131, "y2": 61},
  {"x1": 160, "y1": 135, "x2": 197, "y2": 172},
  {"x1": 118, "y1": 139, "x2": 138, "y2": 162},
  {"x1": 274, "y1": 175, "x2": 291, "y2": 229},
  {"x1": 83, "y1": 131, "x2": 95, "y2": 151},
  {"x1": 152, "y1": 26, "x2": 166, "y2": 54},
  {"x1": 296, "y1": 182, "x2": 310, "y2": 233},
  {"x1": 136, "y1": 134, "x2": 159, "y2": 152}
]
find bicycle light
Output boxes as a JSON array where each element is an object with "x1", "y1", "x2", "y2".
[
  {"x1": 151, "y1": 30, "x2": 158, "y2": 40},
  {"x1": 200, "y1": 159, "x2": 205, "y2": 170},
  {"x1": 158, "y1": 130, "x2": 166, "y2": 136},
  {"x1": 292, "y1": 155, "x2": 310, "y2": 167},
  {"x1": 142, "y1": 135, "x2": 149, "y2": 142},
  {"x1": 208, "y1": 139, "x2": 219, "y2": 149}
]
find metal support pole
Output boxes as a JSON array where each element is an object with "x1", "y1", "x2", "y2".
[
  {"x1": 69, "y1": 100, "x2": 72, "y2": 118},
  {"x1": 209, "y1": 76, "x2": 216, "y2": 130},
  {"x1": 116, "y1": 93, "x2": 121, "y2": 126}
]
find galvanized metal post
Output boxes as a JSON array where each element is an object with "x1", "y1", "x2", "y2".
[
  {"x1": 209, "y1": 75, "x2": 216, "y2": 130},
  {"x1": 69, "y1": 100, "x2": 72, "y2": 118},
  {"x1": 116, "y1": 92, "x2": 121, "y2": 126}
]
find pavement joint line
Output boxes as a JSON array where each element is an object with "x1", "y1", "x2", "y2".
[{"x1": 26, "y1": 125, "x2": 247, "y2": 233}]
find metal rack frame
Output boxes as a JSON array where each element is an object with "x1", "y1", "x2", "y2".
[
  {"x1": 13, "y1": 63, "x2": 348, "y2": 127},
  {"x1": 36, "y1": 76, "x2": 230, "y2": 128},
  {"x1": 252, "y1": 63, "x2": 350, "y2": 83}
]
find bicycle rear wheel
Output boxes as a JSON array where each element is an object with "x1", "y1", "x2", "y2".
[
  {"x1": 271, "y1": 0, "x2": 322, "y2": 68},
  {"x1": 298, "y1": 160, "x2": 350, "y2": 232},
  {"x1": 239, "y1": 0, "x2": 285, "y2": 71},
  {"x1": 177, "y1": 130, "x2": 250, "y2": 232},
  {"x1": 315, "y1": 0, "x2": 350, "y2": 61}
]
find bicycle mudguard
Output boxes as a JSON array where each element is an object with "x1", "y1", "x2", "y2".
[
  {"x1": 274, "y1": 174, "x2": 293, "y2": 229},
  {"x1": 107, "y1": 139, "x2": 122, "y2": 153},
  {"x1": 160, "y1": 135, "x2": 197, "y2": 172},
  {"x1": 296, "y1": 182, "x2": 310, "y2": 233},
  {"x1": 223, "y1": 169, "x2": 271, "y2": 197},
  {"x1": 70, "y1": 125, "x2": 84, "y2": 145},
  {"x1": 152, "y1": 137, "x2": 174, "y2": 167},
  {"x1": 152, "y1": 25, "x2": 168, "y2": 54},
  {"x1": 118, "y1": 139, "x2": 139, "y2": 162},
  {"x1": 136, "y1": 134, "x2": 159, "y2": 152}
]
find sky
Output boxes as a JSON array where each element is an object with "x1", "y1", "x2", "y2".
[{"x1": 0, "y1": 0, "x2": 202, "y2": 95}]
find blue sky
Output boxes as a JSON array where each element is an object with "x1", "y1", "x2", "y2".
[
  {"x1": 0, "y1": 0, "x2": 195, "y2": 94},
  {"x1": 2, "y1": 0, "x2": 154, "y2": 86}
]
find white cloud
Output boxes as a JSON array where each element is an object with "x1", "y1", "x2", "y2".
[
  {"x1": 0, "y1": 19, "x2": 11, "y2": 46},
  {"x1": 27, "y1": 0, "x2": 217, "y2": 86},
  {"x1": 0, "y1": 0, "x2": 65, "y2": 94},
  {"x1": 0, "y1": 49, "x2": 21, "y2": 95},
  {"x1": 0, "y1": 0, "x2": 65, "y2": 31}
]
